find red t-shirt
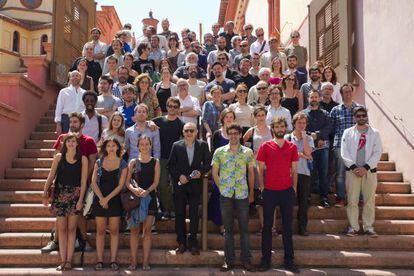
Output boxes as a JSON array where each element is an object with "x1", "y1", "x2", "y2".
[
  {"x1": 256, "y1": 140, "x2": 299, "y2": 190},
  {"x1": 53, "y1": 134, "x2": 97, "y2": 157}
]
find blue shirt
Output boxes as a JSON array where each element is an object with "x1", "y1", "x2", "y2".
[
  {"x1": 124, "y1": 124, "x2": 161, "y2": 161},
  {"x1": 201, "y1": 101, "x2": 227, "y2": 133},
  {"x1": 330, "y1": 102, "x2": 359, "y2": 149},
  {"x1": 117, "y1": 102, "x2": 137, "y2": 128}
]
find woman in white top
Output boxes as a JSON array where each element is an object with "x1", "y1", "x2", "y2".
[
  {"x1": 322, "y1": 65, "x2": 341, "y2": 104},
  {"x1": 229, "y1": 83, "x2": 254, "y2": 134},
  {"x1": 100, "y1": 112, "x2": 125, "y2": 146}
]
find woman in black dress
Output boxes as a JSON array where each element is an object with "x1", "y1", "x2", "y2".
[
  {"x1": 43, "y1": 133, "x2": 88, "y2": 271},
  {"x1": 91, "y1": 138, "x2": 128, "y2": 271},
  {"x1": 125, "y1": 135, "x2": 160, "y2": 271}
]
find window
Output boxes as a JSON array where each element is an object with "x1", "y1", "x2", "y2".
[
  {"x1": 12, "y1": 31, "x2": 20, "y2": 52},
  {"x1": 316, "y1": 0, "x2": 339, "y2": 67},
  {"x1": 40, "y1": 34, "x2": 48, "y2": 54}
]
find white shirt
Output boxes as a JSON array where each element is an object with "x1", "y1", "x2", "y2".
[
  {"x1": 341, "y1": 125, "x2": 383, "y2": 169},
  {"x1": 266, "y1": 105, "x2": 293, "y2": 131},
  {"x1": 250, "y1": 40, "x2": 269, "y2": 55},
  {"x1": 332, "y1": 82, "x2": 342, "y2": 104},
  {"x1": 54, "y1": 85, "x2": 86, "y2": 123},
  {"x1": 188, "y1": 80, "x2": 206, "y2": 104},
  {"x1": 82, "y1": 111, "x2": 109, "y2": 143},
  {"x1": 176, "y1": 94, "x2": 201, "y2": 125},
  {"x1": 260, "y1": 51, "x2": 288, "y2": 72},
  {"x1": 229, "y1": 102, "x2": 254, "y2": 128},
  {"x1": 102, "y1": 54, "x2": 124, "y2": 75}
]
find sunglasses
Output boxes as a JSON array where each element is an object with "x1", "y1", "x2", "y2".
[
  {"x1": 184, "y1": 129, "x2": 196, "y2": 133},
  {"x1": 257, "y1": 33, "x2": 264, "y2": 37},
  {"x1": 257, "y1": 87, "x2": 267, "y2": 90},
  {"x1": 355, "y1": 114, "x2": 367, "y2": 118},
  {"x1": 167, "y1": 105, "x2": 179, "y2": 109}
]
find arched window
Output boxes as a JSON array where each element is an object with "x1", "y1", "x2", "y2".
[
  {"x1": 12, "y1": 31, "x2": 20, "y2": 52},
  {"x1": 40, "y1": 34, "x2": 48, "y2": 54}
]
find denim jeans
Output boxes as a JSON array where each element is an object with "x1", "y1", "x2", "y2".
[
  {"x1": 312, "y1": 148, "x2": 329, "y2": 200},
  {"x1": 220, "y1": 195, "x2": 251, "y2": 264},
  {"x1": 60, "y1": 114, "x2": 70, "y2": 134},
  {"x1": 333, "y1": 148, "x2": 346, "y2": 200}
]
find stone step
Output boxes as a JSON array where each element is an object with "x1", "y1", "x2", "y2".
[
  {"x1": 0, "y1": 267, "x2": 412, "y2": 276},
  {"x1": 2, "y1": 232, "x2": 414, "y2": 251},
  {"x1": 25, "y1": 140, "x2": 56, "y2": 149},
  {"x1": 12, "y1": 158, "x2": 53, "y2": 168},
  {"x1": 18, "y1": 149, "x2": 55, "y2": 158},
  {"x1": 0, "y1": 191, "x2": 43, "y2": 203},
  {"x1": 2, "y1": 204, "x2": 414, "y2": 220},
  {"x1": 45, "y1": 110, "x2": 55, "y2": 117},
  {"x1": 1, "y1": 249, "x2": 414, "y2": 268},
  {"x1": 0, "y1": 179, "x2": 46, "y2": 191},
  {"x1": 35, "y1": 124, "x2": 56, "y2": 132},
  {"x1": 310, "y1": 193, "x2": 414, "y2": 206},
  {"x1": 4, "y1": 168, "x2": 404, "y2": 181},
  {"x1": 377, "y1": 182, "x2": 411, "y2": 194},
  {"x1": 2, "y1": 218, "x2": 414, "y2": 235},
  {"x1": 30, "y1": 132, "x2": 58, "y2": 140},
  {"x1": 39, "y1": 117, "x2": 55, "y2": 124}
]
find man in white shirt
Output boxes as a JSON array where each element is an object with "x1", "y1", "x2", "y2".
[
  {"x1": 82, "y1": 91, "x2": 108, "y2": 143},
  {"x1": 82, "y1": 28, "x2": 107, "y2": 70},
  {"x1": 175, "y1": 78, "x2": 201, "y2": 125},
  {"x1": 341, "y1": 106, "x2": 382, "y2": 238},
  {"x1": 55, "y1": 71, "x2": 86, "y2": 135},
  {"x1": 266, "y1": 86, "x2": 292, "y2": 131},
  {"x1": 187, "y1": 64, "x2": 206, "y2": 105},
  {"x1": 250, "y1": 27, "x2": 269, "y2": 56},
  {"x1": 260, "y1": 36, "x2": 287, "y2": 72}
]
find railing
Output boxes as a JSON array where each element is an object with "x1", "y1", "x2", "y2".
[
  {"x1": 201, "y1": 171, "x2": 211, "y2": 251},
  {"x1": 353, "y1": 68, "x2": 414, "y2": 150}
]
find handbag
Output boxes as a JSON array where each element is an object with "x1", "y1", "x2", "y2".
[{"x1": 121, "y1": 158, "x2": 141, "y2": 212}]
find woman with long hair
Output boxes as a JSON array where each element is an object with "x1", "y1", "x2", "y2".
[
  {"x1": 123, "y1": 53, "x2": 138, "y2": 83},
  {"x1": 229, "y1": 83, "x2": 254, "y2": 135},
  {"x1": 154, "y1": 67, "x2": 178, "y2": 114},
  {"x1": 43, "y1": 134, "x2": 88, "y2": 271},
  {"x1": 167, "y1": 36, "x2": 183, "y2": 72},
  {"x1": 91, "y1": 138, "x2": 128, "y2": 271},
  {"x1": 201, "y1": 85, "x2": 227, "y2": 141},
  {"x1": 134, "y1": 73, "x2": 162, "y2": 120},
  {"x1": 322, "y1": 65, "x2": 342, "y2": 104},
  {"x1": 101, "y1": 112, "x2": 126, "y2": 145},
  {"x1": 269, "y1": 57, "x2": 284, "y2": 85},
  {"x1": 76, "y1": 58, "x2": 94, "y2": 91},
  {"x1": 281, "y1": 73, "x2": 304, "y2": 116},
  {"x1": 126, "y1": 135, "x2": 160, "y2": 271}
]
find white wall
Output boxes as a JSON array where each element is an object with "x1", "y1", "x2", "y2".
[
  {"x1": 245, "y1": 0, "x2": 269, "y2": 37},
  {"x1": 280, "y1": 0, "x2": 311, "y2": 44}
]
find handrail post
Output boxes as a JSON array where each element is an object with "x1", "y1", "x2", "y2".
[{"x1": 201, "y1": 172, "x2": 210, "y2": 251}]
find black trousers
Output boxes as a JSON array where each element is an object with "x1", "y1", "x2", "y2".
[
  {"x1": 173, "y1": 181, "x2": 201, "y2": 248},
  {"x1": 261, "y1": 187, "x2": 295, "y2": 265},
  {"x1": 297, "y1": 174, "x2": 311, "y2": 231}
]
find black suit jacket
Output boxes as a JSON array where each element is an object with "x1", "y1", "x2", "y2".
[{"x1": 167, "y1": 139, "x2": 211, "y2": 188}]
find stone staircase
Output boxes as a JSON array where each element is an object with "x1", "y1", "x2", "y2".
[{"x1": 1, "y1": 105, "x2": 414, "y2": 274}]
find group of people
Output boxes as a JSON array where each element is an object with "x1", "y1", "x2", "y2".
[{"x1": 42, "y1": 18, "x2": 383, "y2": 273}]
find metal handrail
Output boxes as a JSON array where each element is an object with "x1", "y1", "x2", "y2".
[{"x1": 353, "y1": 68, "x2": 414, "y2": 148}]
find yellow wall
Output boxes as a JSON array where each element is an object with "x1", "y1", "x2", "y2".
[
  {"x1": 1, "y1": 0, "x2": 53, "y2": 23},
  {"x1": 0, "y1": 52, "x2": 21, "y2": 72}
]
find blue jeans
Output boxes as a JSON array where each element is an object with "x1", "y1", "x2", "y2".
[
  {"x1": 60, "y1": 114, "x2": 70, "y2": 134},
  {"x1": 333, "y1": 148, "x2": 346, "y2": 200},
  {"x1": 220, "y1": 195, "x2": 251, "y2": 264},
  {"x1": 312, "y1": 148, "x2": 329, "y2": 200}
]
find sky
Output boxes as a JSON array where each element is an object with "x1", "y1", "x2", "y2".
[{"x1": 96, "y1": 0, "x2": 221, "y2": 39}]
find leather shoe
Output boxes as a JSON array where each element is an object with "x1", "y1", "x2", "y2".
[
  {"x1": 284, "y1": 262, "x2": 300, "y2": 273},
  {"x1": 242, "y1": 262, "x2": 256, "y2": 272},
  {"x1": 175, "y1": 244, "x2": 186, "y2": 254},
  {"x1": 220, "y1": 262, "x2": 234, "y2": 272},
  {"x1": 257, "y1": 262, "x2": 270, "y2": 272},
  {"x1": 298, "y1": 229, "x2": 309, "y2": 236},
  {"x1": 190, "y1": 246, "x2": 200, "y2": 255}
]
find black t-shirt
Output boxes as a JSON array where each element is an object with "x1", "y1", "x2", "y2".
[
  {"x1": 152, "y1": 116, "x2": 184, "y2": 159},
  {"x1": 156, "y1": 87, "x2": 172, "y2": 113},
  {"x1": 70, "y1": 57, "x2": 102, "y2": 91},
  {"x1": 132, "y1": 58, "x2": 155, "y2": 75},
  {"x1": 234, "y1": 73, "x2": 259, "y2": 90}
]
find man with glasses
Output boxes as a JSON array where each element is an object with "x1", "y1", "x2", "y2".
[
  {"x1": 266, "y1": 86, "x2": 293, "y2": 131},
  {"x1": 247, "y1": 68, "x2": 271, "y2": 105},
  {"x1": 233, "y1": 40, "x2": 251, "y2": 72},
  {"x1": 153, "y1": 97, "x2": 185, "y2": 220},
  {"x1": 242, "y1": 23, "x2": 257, "y2": 47},
  {"x1": 341, "y1": 106, "x2": 382, "y2": 237},
  {"x1": 212, "y1": 123, "x2": 255, "y2": 272},
  {"x1": 260, "y1": 36, "x2": 288, "y2": 72},
  {"x1": 207, "y1": 36, "x2": 228, "y2": 75},
  {"x1": 191, "y1": 40, "x2": 208, "y2": 71},
  {"x1": 285, "y1": 54, "x2": 307, "y2": 89},
  {"x1": 284, "y1": 30, "x2": 308, "y2": 78},
  {"x1": 250, "y1": 27, "x2": 269, "y2": 55},
  {"x1": 175, "y1": 79, "x2": 201, "y2": 125},
  {"x1": 202, "y1": 33, "x2": 217, "y2": 56},
  {"x1": 168, "y1": 122, "x2": 211, "y2": 255},
  {"x1": 209, "y1": 52, "x2": 237, "y2": 82},
  {"x1": 300, "y1": 65, "x2": 322, "y2": 107}
]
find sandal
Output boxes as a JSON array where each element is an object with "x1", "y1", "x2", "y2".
[
  {"x1": 63, "y1": 262, "x2": 72, "y2": 271},
  {"x1": 56, "y1": 262, "x2": 66, "y2": 271},
  {"x1": 127, "y1": 264, "x2": 137, "y2": 271},
  {"x1": 110, "y1": 262, "x2": 120, "y2": 271},
  {"x1": 142, "y1": 264, "x2": 151, "y2": 271},
  {"x1": 94, "y1": 262, "x2": 103, "y2": 271}
]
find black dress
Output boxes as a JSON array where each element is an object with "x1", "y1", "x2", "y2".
[
  {"x1": 282, "y1": 96, "x2": 299, "y2": 117},
  {"x1": 92, "y1": 167, "x2": 123, "y2": 217},
  {"x1": 156, "y1": 86, "x2": 172, "y2": 113},
  {"x1": 132, "y1": 157, "x2": 157, "y2": 216}
]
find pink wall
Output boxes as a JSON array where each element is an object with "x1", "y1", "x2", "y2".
[
  {"x1": 0, "y1": 56, "x2": 58, "y2": 178},
  {"x1": 352, "y1": 0, "x2": 414, "y2": 188}
]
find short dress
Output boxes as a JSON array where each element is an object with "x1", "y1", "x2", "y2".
[
  {"x1": 51, "y1": 155, "x2": 82, "y2": 217},
  {"x1": 92, "y1": 162, "x2": 123, "y2": 217},
  {"x1": 128, "y1": 157, "x2": 158, "y2": 228}
]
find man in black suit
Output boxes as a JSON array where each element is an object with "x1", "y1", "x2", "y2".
[{"x1": 168, "y1": 122, "x2": 212, "y2": 255}]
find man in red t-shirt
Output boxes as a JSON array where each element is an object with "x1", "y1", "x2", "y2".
[
  {"x1": 256, "y1": 117, "x2": 299, "y2": 273},
  {"x1": 41, "y1": 112, "x2": 97, "y2": 253}
]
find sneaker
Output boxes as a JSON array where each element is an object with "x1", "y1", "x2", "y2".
[
  {"x1": 320, "y1": 200, "x2": 330, "y2": 208},
  {"x1": 220, "y1": 262, "x2": 234, "y2": 272},
  {"x1": 284, "y1": 262, "x2": 300, "y2": 273},
  {"x1": 345, "y1": 227, "x2": 358, "y2": 237},
  {"x1": 41, "y1": 240, "x2": 59, "y2": 253},
  {"x1": 335, "y1": 199, "x2": 346, "y2": 208},
  {"x1": 257, "y1": 261, "x2": 270, "y2": 272},
  {"x1": 151, "y1": 225, "x2": 158, "y2": 235},
  {"x1": 365, "y1": 229, "x2": 378, "y2": 238}
]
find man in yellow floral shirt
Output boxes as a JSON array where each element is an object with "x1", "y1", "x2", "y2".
[{"x1": 212, "y1": 123, "x2": 255, "y2": 272}]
